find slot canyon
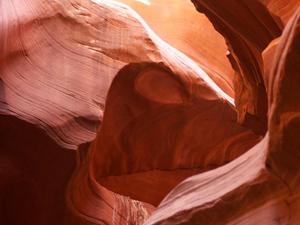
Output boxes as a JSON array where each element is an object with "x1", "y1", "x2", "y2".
[{"x1": 0, "y1": 0, "x2": 300, "y2": 224}]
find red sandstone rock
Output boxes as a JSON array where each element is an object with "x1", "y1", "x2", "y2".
[
  {"x1": 118, "y1": 0, "x2": 235, "y2": 97},
  {"x1": 0, "y1": 0, "x2": 300, "y2": 224},
  {"x1": 0, "y1": 0, "x2": 233, "y2": 150},
  {"x1": 144, "y1": 7, "x2": 300, "y2": 225},
  {"x1": 0, "y1": 0, "x2": 246, "y2": 224},
  {"x1": 191, "y1": 0, "x2": 283, "y2": 134},
  {"x1": 262, "y1": 0, "x2": 300, "y2": 24},
  {"x1": 70, "y1": 61, "x2": 258, "y2": 214}
]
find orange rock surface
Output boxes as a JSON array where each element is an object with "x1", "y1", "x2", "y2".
[
  {"x1": 145, "y1": 7, "x2": 300, "y2": 224},
  {"x1": 0, "y1": 0, "x2": 299, "y2": 225},
  {"x1": 118, "y1": 0, "x2": 235, "y2": 97}
]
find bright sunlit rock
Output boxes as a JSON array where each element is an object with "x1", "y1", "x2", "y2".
[{"x1": 136, "y1": 0, "x2": 151, "y2": 5}]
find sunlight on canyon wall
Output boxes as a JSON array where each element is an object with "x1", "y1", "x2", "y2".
[{"x1": 117, "y1": 0, "x2": 235, "y2": 97}]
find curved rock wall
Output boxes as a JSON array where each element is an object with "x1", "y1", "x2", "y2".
[
  {"x1": 144, "y1": 6, "x2": 300, "y2": 225},
  {"x1": 118, "y1": 0, "x2": 235, "y2": 97},
  {"x1": 191, "y1": 0, "x2": 283, "y2": 135},
  {"x1": 0, "y1": 0, "x2": 299, "y2": 225}
]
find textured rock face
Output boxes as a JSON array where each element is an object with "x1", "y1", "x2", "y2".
[
  {"x1": 0, "y1": 0, "x2": 300, "y2": 225},
  {"x1": 145, "y1": 5, "x2": 300, "y2": 225},
  {"x1": 191, "y1": 0, "x2": 283, "y2": 135},
  {"x1": 189, "y1": 0, "x2": 300, "y2": 136},
  {"x1": 262, "y1": 0, "x2": 300, "y2": 24},
  {"x1": 81, "y1": 62, "x2": 257, "y2": 205},
  {"x1": 118, "y1": 0, "x2": 235, "y2": 97}
]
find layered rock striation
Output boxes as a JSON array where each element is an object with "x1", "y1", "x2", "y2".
[{"x1": 0, "y1": 0, "x2": 299, "y2": 225}]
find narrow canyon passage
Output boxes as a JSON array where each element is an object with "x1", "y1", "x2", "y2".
[{"x1": 0, "y1": 0, "x2": 300, "y2": 225}]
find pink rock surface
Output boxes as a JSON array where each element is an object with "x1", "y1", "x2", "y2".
[
  {"x1": 1, "y1": 0, "x2": 300, "y2": 224},
  {"x1": 0, "y1": 0, "x2": 248, "y2": 224},
  {"x1": 191, "y1": 0, "x2": 283, "y2": 135},
  {"x1": 0, "y1": 0, "x2": 233, "y2": 150},
  {"x1": 72, "y1": 62, "x2": 257, "y2": 215},
  {"x1": 118, "y1": 0, "x2": 235, "y2": 97},
  {"x1": 144, "y1": 7, "x2": 300, "y2": 225}
]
